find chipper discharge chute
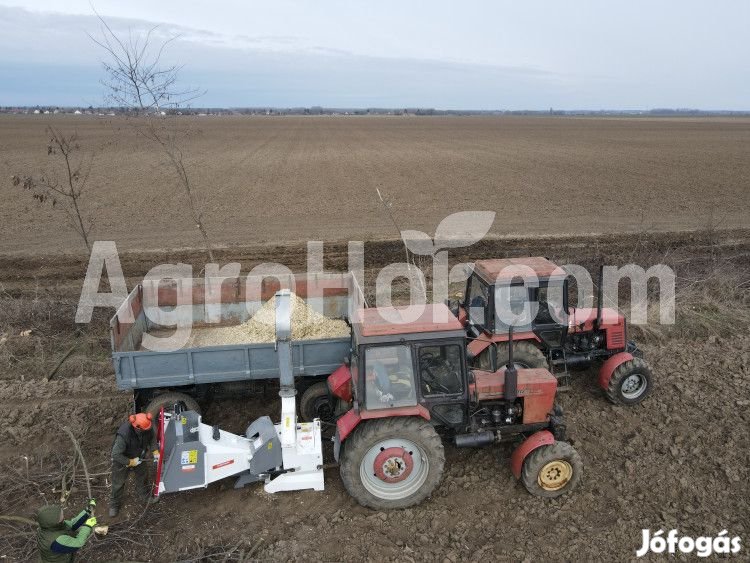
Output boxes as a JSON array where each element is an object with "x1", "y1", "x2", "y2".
[{"x1": 155, "y1": 290, "x2": 325, "y2": 496}]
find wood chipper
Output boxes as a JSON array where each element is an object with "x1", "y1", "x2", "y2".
[
  {"x1": 154, "y1": 290, "x2": 325, "y2": 496},
  {"x1": 451, "y1": 257, "x2": 653, "y2": 405}
]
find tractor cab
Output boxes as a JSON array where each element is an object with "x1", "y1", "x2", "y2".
[
  {"x1": 463, "y1": 256, "x2": 572, "y2": 350},
  {"x1": 328, "y1": 303, "x2": 562, "y2": 437},
  {"x1": 342, "y1": 303, "x2": 471, "y2": 429},
  {"x1": 461, "y1": 256, "x2": 630, "y2": 352}
]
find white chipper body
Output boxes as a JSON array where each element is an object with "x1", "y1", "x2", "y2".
[{"x1": 155, "y1": 290, "x2": 325, "y2": 496}]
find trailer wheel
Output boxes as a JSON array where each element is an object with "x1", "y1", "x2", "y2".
[
  {"x1": 520, "y1": 441, "x2": 582, "y2": 498},
  {"x1": 145, "y1": 392, "x2": 201, "y2": 418},
  {"x1": 299, "y1": 382, "x2": 334, "y2": 423},
  {"x1": 340, "y1": 417, "x2": 444, "y2": 510},
  {"x1": 475, "y1": 341, "x2": 547, "y2": 370},
  {"x1": 606, "y1": 357, "x2": 652, "y2": 405}
]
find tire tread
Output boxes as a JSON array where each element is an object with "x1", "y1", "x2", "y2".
[
  {"x1": 606, "y1": 357, "x2": 653, "y2": 405},
  {"x1": 520, "y1": 441, "x2": 582, "y2": 498}
]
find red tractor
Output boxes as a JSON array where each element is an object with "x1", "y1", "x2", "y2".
[
  {"x1": 453, "y1": 257, "x2": 653, "y2": 406},
  {"x1": 325, "y1": 303, "x2": 582, "y2": 510}
]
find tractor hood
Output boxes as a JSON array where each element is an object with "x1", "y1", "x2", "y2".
[{"x1": 568, "y1": 307, "x2": 624, "y2": 330}]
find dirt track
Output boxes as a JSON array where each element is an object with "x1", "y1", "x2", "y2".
[
  {"x1": 1, "y1": 230, "x2": 749, "y2": 561},
  {"x1": 2, "y1": 115, "x2": 749, "y2": 255}
]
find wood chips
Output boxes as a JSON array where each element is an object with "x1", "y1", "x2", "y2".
[{"x1": 186, "y1": 293, "x2": 350, "y2": 347}]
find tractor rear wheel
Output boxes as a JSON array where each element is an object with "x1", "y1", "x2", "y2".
[
  {"x1": 340, "y1": 417, "x2": 445, "y2": 510},
  {"x1": 475, "y1": 341, "x2": 547, "y2": 370},
  {"x1": 605, "y1": 357, "x2": 652, "y2": 405},
  {"x1": 520, "y1": 441, "x2": 582, "y2": 498},
  {"x1": 145, "y1": 391, "x2": 201, "y2": 419}
]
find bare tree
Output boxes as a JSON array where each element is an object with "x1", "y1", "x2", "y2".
[
  {"x1": 11, "y1": 127, "x2": 95, "y2": 252},
  {"x1": 90, "y1": 14, "x2": 215, "y2": 261}
]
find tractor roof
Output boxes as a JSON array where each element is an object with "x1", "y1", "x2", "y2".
[
  {"x1": 473, "y1": 256, "x2": 565, "y2": 284},
  {"x1": 354, "y1": 303, "x2": 463, "y2": 338}
]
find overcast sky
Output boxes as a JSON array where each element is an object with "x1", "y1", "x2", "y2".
[{"x1": 1, "y1": 1, "x2": 748, "y2": 109}]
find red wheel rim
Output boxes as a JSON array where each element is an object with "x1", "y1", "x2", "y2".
[{"x1": 373, "y1": 447, "x2": 414, "y2": 483}]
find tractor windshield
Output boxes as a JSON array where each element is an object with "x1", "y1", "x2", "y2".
[
  {"x1": 494, "y1": 278, "x2": 568, "y2": 332},
  {"x1": 364, "y1": 344, "x2": 417, "y2": 410}
]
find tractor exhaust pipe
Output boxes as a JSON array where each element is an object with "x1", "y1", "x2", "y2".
[
  {"x1": 595, "y1": 265, "x2": 604, "y2": 329},
  {"x1": 455, "y1": 431, "x2": 495, "y2": 448},
  {"x1": 505, "y1": 326, "x2": 518, "y2": 403}
]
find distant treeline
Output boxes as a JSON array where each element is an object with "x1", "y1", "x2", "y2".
[{"x1": 2, "y1": 106, "x2": 749, "y2": 117}]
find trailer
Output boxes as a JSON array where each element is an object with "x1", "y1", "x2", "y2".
[{"x1": 110, "y1": 272, "x2": 364, "y2": 414}]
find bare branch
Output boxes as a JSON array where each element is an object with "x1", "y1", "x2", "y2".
[
  {"x1": 10, "y1": 127, "x2": 95, "y2": 251},
  {"x1": 92, "y1": 13, "x2": 214, "y2": 261}
]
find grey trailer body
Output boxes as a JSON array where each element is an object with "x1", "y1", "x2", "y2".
[
  {"x1": 112, "y1": 337, "x2": 350, "y2": 390},
  {"x1": 110, "y1": 273, "x2": 363, "y2": 393}
]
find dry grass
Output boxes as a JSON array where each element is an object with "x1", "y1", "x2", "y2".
[
  {"x1": 632, "y1": 265, "x2": 750, "y2": 342},
  {"x1": 0, "y1": 288, "x2": 112, "y2": 380}
]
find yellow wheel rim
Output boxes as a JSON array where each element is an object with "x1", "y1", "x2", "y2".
[{"x1": 538, "y1": 460, "x2": 573, "y2": 491}]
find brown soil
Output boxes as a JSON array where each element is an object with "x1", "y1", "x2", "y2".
[
  {"x1": 1, "y1": 230, "x2": 749, "y2": 560},
  {"x1": 2, "y1": 115, "x2": 749, "y2": 255},
  {"x1": 1, "y1": 114, "x2": 749, "y2": 560}
]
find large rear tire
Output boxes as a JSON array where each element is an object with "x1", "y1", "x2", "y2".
[
  {"x1": 605, "y1": 357, "x2": 652, "y2": 406},
  {"x1": 340, "y1": 417, "x2": 445, "y2": 510},
  {"x1": 520, "y1": 441, "x2": 582, "y2": 498},
  {"x1": 475, "y1": 341, "x2": 547, "y2": 370},
  {"x1": 144, "y1": 391, "x2": 201, "y2": 418}
]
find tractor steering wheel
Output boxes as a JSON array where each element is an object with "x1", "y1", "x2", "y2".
[{"x1": 420, "y1": 353, "x2": 451, "y2": 394}]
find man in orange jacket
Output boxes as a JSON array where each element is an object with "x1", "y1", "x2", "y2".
[{"x1": 109, "y1": 412, "x2": 158, "y2": 517}]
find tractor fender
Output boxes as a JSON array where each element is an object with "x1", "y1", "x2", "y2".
[
  {"x1": 336, "y1": 405, "x2": 431, "y2": 443},
  {"x1": 510, "y1": 430, "x2": 555, "y2": 479},
  {"x1": 467, "y1": 332, "x2": 542, "y2": 360},
  {"x1": 333, "y1": 406, "x2": 431, "y2": 460},
  {"x1": 598, "y1": 352, "x2": 634, "y2": 390}
]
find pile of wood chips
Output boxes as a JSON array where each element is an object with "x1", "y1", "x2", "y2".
[{"x1": 187, "y1": 293, "x2": 350, "y2": 347}]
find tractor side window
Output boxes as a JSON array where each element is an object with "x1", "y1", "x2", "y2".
[
  {"x1": 540, "y1": 280, "x2": 567, "y2": 324},
  {"x1": 419, "y1": 345, "x2": 463, "y2": 396},
  {"x1": 468, "y1": 277, "x2": 489, "y2": 327},
  {"x1": 364, "y1": 345, "x2": 417, "y2": 410}
]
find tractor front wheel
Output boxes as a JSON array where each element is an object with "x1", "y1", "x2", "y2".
[
  {"x1": 475, "y1": 341, "x2": 547, "y2": 370},
  {"x1": 605, "y1": 357, "x2": 653, "y2": 405},
  {"x1": 340, "y1": 417, "x2": 445, "y2": 510},
  {"x1": 520, "y1": 441, "x2": 582, "y2": 498}
]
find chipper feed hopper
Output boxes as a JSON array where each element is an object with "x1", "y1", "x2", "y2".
[{"x1": 155, "y1": 290, "x2": 324, "y2": 496}]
